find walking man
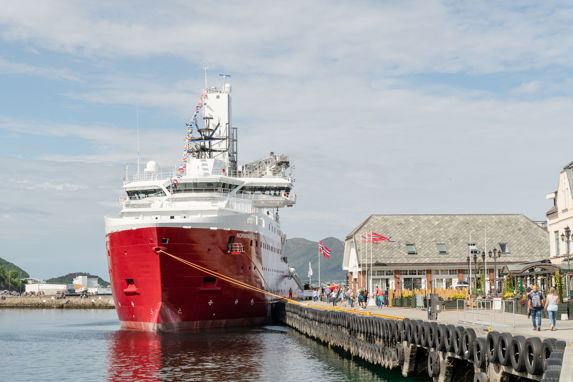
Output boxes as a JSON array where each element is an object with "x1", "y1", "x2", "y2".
[{"x1": 528, "y1": 285, "x2": 544, "y2": 331}]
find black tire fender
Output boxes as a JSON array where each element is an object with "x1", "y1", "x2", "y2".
[
  {"x1": 486, "y1": 331, "x2": 500, "y2": 363},
  {"x1": 510, "y1": 335, "x2": 527, "y2": 372},
  {"x1": 453, "y1": 326, "x2": 465, "y2": 356},
  {"x1": 473, "y1": 337, "x2": 487, "y2": 369},
  {"x1": 542, "y1": 338, "x2": 557, "y2": 371},
  {"x1": 525, "y1": 337, "x2": 544, "y2": 375},
  {"x1": 497, "y1": 332, "x2": 513, "y2": 366},
  {"x1": 427, "y1": 351, "x2": 440, "y2": 377},
  {"x1": 462, "y1": 327, "x2": 477, "y2": 360}
]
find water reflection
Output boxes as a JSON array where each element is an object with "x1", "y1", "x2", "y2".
[
  {"x1": 107, "y1": 328, "x2": 264, "y2": 381},
  {"x1": 106, "y1": 326, "x2": 424, "y2": 382}
]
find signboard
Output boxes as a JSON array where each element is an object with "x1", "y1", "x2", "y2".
[{"x1": 492, "y1": 297, "x2": 503, "y2": 312}]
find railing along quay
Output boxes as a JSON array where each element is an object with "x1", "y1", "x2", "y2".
[{"x1": 284, "y1": 303, "x2": 566, "y2": 382}]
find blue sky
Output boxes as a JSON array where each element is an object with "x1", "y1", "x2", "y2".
[{"x1": 1, "y1": 1, "x2": 573, "y2": 280}]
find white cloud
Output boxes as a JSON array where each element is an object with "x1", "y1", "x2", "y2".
[
  {"x1": 0, "y1": 56, "x2": 79, "y2": 80},
  {"x1": 1, "y1": 1, "x2": 573, "y2": 76}
]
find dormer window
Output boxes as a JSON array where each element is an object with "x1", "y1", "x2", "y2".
[
  {"x1": 499, "y1": 243, "x2": 509, "y2": 253},
  {"x1": 436, "y1": 243, "x2": 447, "y2": 254},
  {"x1": 406, "y1": 243, "x2": 417, "y2": 255}
]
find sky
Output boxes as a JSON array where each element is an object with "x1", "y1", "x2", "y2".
[{"x1": 1, "y1": 1, "x2": 572, "y2": 281}]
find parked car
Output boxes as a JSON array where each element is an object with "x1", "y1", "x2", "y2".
[{"x1": 454, "y1": 281, "x2": 470, "y2": 289}]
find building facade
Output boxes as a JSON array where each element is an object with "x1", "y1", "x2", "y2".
[
  {"x1": 342, "y1": 214, "x2": 549, "y2": 293},
  {"x1": 546, "y1": 161, "x2": 573, "y2": 267}
]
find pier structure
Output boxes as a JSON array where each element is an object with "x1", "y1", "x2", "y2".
[{"x1": 284, "y1": 302, "x2": 569, "y2": 382}]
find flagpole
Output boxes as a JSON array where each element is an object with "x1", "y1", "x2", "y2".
[
  {"x1": 318, "y1": 243, "x2": 321, "y2": 288},
  {"x1": 367, "y1": 230, "x2": 376, "y2": 307}
]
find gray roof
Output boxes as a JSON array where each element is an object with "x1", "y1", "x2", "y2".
[{"x1": 346, "y1": 214, "x2": 549, "y2": 267}]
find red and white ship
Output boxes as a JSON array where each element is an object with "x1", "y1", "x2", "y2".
[{"x1": 104, "y1": 78, "x2": 300, "y2": 331}]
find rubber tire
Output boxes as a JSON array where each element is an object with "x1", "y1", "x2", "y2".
[
  {"x1": 473, "y1": 337, "x2": 487, "y2": 369},
  {"x1": 462, "y1": 328, "x2": 477, "y2": 360},
  {"x1": 428, "y1": 322, "x2": 438, "y2": 348},
  {"x1": 497, "y1": 332, "x2": 513, "y2": 366},
  {"x1": 510, "y1": 335, "x2": 527, "y2": 372},
  {"x1": 406, "y1": 320, "x2": 415, "y2": 343},
  {"x1": 435, "y1": 325, "x2": 448, "y2": 352},
  {"x1": 402, "y1": 318, "x2": 411, "y2": 343},
  {"x1": 444, "y1": 325, "x2": 456, "y2": 352},
  {"x1": 486, "y1": 331, "x2": 500, "y2": 363},
  {"x1": 453, "y1": 326, "x2": 465, "y2": 356},
  {"x1": 525, "y1": 337, "x2": 543, "y2": 375},
  {"x1": 542, "y1": 338, "x2": 557, "y2": 372},
  {"x1": 420, "y1": 322, "x2": 430, "y2": 347},
  {"x1": 427, "y1": 351, "x2": 440, "y2": 377},
  {"x1": 414, "y1": 320, "x2": 423, "y2": 345}
]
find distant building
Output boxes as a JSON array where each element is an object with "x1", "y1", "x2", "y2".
[
  {"x1": 25, "y1": 283, "x2": 73, "y2": 295},
  {"x1": 546, "y1": 161, "x2": 573, "y2": 265},
  {"x1": 342, "y1": 214, "x2": 549, "y2": 293}
]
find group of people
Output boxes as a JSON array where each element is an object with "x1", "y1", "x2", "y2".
[
  {"x1": 311, "y1": 285, "x2": 390, "y2": 310},
  {"x1": 527, "y1": 284, "x2": 559, "y2": 331}
]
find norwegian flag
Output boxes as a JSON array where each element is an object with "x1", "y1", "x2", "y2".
[
  {"x1": 318, "y1": 241, "x2": 331, "y2": 258},
  {"x1": 371, "y1": 232, "x2": 395, "y2": 242},
  {"x1": 361, "y1": 234, "x2": 371, "y2": 242}
]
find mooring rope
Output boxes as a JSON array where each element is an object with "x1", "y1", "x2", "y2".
[{"x1": 158, "y1": 248, "x2": 403, "y2": 320}]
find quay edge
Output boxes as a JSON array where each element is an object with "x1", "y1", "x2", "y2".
[{"x1": 284, "y1": 303, "x2": 569, "y2": 382}]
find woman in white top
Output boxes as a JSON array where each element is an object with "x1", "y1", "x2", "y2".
[{"x1": 544, "y1": 287, "x2": 559, "y2": 331}]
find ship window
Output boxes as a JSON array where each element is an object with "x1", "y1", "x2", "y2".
[
  {"x1": 125, "y1": 278, "x2": 134, "y2": 285},
  {"x1": 203, "y1": 277, "x2": 216, "y2": 283},
  {"x1": 171, "y1": 182, "x2": 238, "y2": 194},
  {"x1": 126, "y1": 188, "x2": 165, "y2": 200},
  {"x1": 170, "y1": 216, "x2": 174, "y2": 220},
  {"x1": 161, "y1": 238, "x2": 169, "y2": 244}
]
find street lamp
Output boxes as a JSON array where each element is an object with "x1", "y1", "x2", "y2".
[
  {"x1": 481, "y1": 252, "x2": 486, "y2": 294},
  {"x1": 488, "y1": 248, "x2": 502, "y2": 296},
  {"x1": 561, "y1": 226, "x2": 571, "y2": 300},
  {"x1": 473, "y1": 252, "x2": 479, "y2": 294},
  {"x1": 466, "y1": 256, "x2": 471, "y2": 294}
]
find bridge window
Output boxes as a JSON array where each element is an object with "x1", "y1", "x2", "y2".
[{"x1": 127, "y1": 188, "x2": 165, "y2": 200}]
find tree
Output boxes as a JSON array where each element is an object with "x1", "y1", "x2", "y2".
[
  {"x1": 502, "y1": 274, "x2": 514, "y2": 295},
  {"x1": 555, "y1": 271, "x2": 564, "y2": 302}
]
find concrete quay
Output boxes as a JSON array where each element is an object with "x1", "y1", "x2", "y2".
[
  {"x1": 0, "y1": 296, "x2": 115, "y2": 309},
  {"x1": 285, "y1": 301, "x2": 572, "y2": 382}
]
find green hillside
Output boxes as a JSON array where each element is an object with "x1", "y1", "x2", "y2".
[
  {"x1": 0, "y1": 258, "x2": 29, "y2": 278},
  {"x1": 46, "y1": 272, "x2": 110, "y2": 287},
  {"x1": 283, "y1": 237, "x2": 346, "y2": 286}
]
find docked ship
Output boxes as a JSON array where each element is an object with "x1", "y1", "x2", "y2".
[{"x1": 104, "y1": 78, "x2": 301, "y2": 331}]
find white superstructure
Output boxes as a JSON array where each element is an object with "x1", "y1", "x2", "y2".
[{"x1": 105, "y1": 79, "x2": 300, "y2": 295}]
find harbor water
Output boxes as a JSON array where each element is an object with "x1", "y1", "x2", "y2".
[{"x1": 0, "y1": 309, "x2": 427, "y2": 381}]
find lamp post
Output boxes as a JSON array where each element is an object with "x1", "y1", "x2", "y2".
[
  {"x1": 473, "y1": 252, "x2": 479, "y2": 294},
  {"x1": 466, "y1": 256, "x2": 471, "y2": 295},
  {"x1": 488, "y1": 248, "x2": 502, "y2": 296},
  {"x1": 481, "y1": 252, "x2": 486, "y2": 295},
  {"x1": 561, "y1": 226, "x2": 571, "y2": 300}
]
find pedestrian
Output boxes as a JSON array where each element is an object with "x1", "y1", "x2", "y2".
[
  {"x1": 332, "y1": 288, "x2": 337, "y2": 306},
  {"x1": 358, "y1": 289, "x2": 365, "y2": 308},
  {"x1": 378, "y1": 288, "x2": 384, "y2": 308},
  {"x1": 528, "y1": 285, "x2": 544, "y2": 331},
  {"x1": 364, "y1": 289, "x2": 368, "y2": 307},
  {"x1": 349, "y1": 290, "x2": 355, "y2": 308},
  {"x1": 289, "y1": 288, "x2": 293, "y2": 299},
  {"x1": 545, "y1": 287, "x2": 559, "y2": 331},
  {"x1": 325, "y1": 286, "x2": 331, "y2": 303}
]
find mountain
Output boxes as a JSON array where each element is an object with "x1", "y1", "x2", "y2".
[
  {"x1": 283, "y1": 237, "x2": 346, "y2": 285},
  {"x1": 0, "y1": 258, "x2": 29, "y2": 278},
  {"x1": 46, "y1": 272, "x2": 110, "y2": 287}
]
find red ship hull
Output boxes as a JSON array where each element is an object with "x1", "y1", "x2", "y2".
[{"x1": 106, "y1": 226, "x2": 272, "y2": 331}]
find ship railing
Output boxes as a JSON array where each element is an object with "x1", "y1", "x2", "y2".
[{"x1": 130, "y1": 170, "x2": 175, "y2": 183}]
